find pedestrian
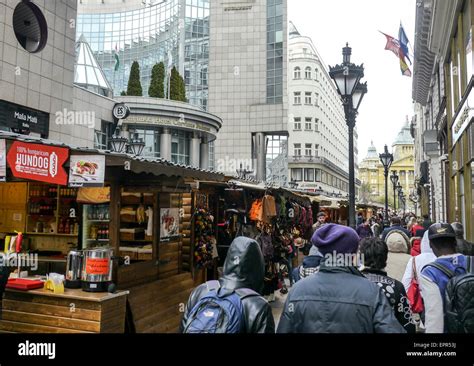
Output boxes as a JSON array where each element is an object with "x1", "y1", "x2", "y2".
[
  {"x1": 371, "y1": 217, "x2": 382, "y2": 238},
  {"x1": 359, "y1": 237, "x2": 416, "y2": 333},
  {"x1": 356, "y1": 218, "x2": 373, "y2": 239},
  {"x1": 312, "y1": 212, "x2": 327, "y2": 233},
  {"x1": 422, "y1": 214, "x2": 432, "y2": 230},
  {"x1": 451, "y1": 222, "x2": 474, "y2": 255},
  {"x1": 381, "y1": 216, "x2": 411, "y2": 242},
  {"x1": 356, "y1": 212, "x2": 364, "y2": 226},
  {"x1": 292, "y1": 245, "x2": 324, "y2": 283},
  {"x1": 419, "y1": 223, "x2": 471, "y2": 333},
  {"x1": 180, "y1": 236, "x2": 275, "y2": 333},
  {"x1": 402, "y1": 230, "x2": 436, "y2": 331},
  {"x1": 277, "y1": 224, "x2": 405, "y2": 333},
  {"x1": 409, "y1": 218, "x2": 426, "y2": 256}
]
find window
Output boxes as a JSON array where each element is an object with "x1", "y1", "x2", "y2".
[
  {"x1": 294, "y1": 67, "x2": 301, "y2": 79},
  {"x1": 294, "y1": 92, "x2": 301, "y2": 104},
  {"x1": 171, "y1": 130, "x2": 190, "y2": 165},
  {"x1": 315, "y1": 118, "x2": 319, "y2": 132},
  {"x1": 304, "y1": 168, "x2": 314, "y2": 182},
  {"x1": 94, "y1": 121, "x2": 112, "y2": 150},
  {"x1": 322, "y1": 171, "x2": 327, "y2": 184},
  {"x1": 315, "y1": 168, "x2": 321, "y2": 182},
  {"x1": 305, "y1": 67, "x2": 311, "y2": 79},
  {"x1": 291, "y1": 168, "x2": 303, "y2": 181},
  {"x1": 13, "y1": 1, "x2": 48, "y2": 53},
  {"x1": 305, "y1": 143, "x2": 312, "y2": 156},
  {"x1": 315, "y1": 144, "x2": 319, "y2": 157},
  {"x1": 305, "y1": 117, "x2": 312, "y2": 130},
  {"x1": 315, "y1": 68, "x2": 319, "y2": 81},
  {"x1": 294, "y1": 117, "x2": 301, "y2": 130},
  {"x1": 315, "y1": 93, "x2": 319, "y2": 106},
  {"x1": 294, "y1": 143, "x2": 301, "y2": 156},
  {"x1": 305, "y1": 92, "x2": 312, "y2": 104}
]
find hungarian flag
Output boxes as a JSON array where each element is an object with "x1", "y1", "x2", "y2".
[{"x1": 114, "y1": 44, "x2": 120, "y2": 71}]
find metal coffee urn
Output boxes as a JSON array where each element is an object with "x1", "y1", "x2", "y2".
[
  {"x1": 65, "y1": 250, "x2": 83, "y2": 289},
  {"x1": 81, "y1": 248, "x2": 114, "y2": 292}
]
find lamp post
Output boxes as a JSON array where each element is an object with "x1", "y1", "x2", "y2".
[
  {"x1": 236, "y1": 163, "x2": 253, "y2": 179},
  {"x1": 329, "y1": 43, "x2": 367, "y2": 228},
  {"x1": 379, "y1": 145, "x2": 393, "y2": 227},
  {"x1": 390, "y1": 171, "x2": 399, "y2": 213},
  {"x1": 128, "y1": 132, "x2": 145, "y2": 156},
  {"x1": 109, "y1": 127, "x2": 128, "y2": 153}
]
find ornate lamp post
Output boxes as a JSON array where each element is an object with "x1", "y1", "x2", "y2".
[
  {"x1": 329, "y1": 43, "x2": 367, "y2": 228},
  {"x1": 109, "y1": 128, "x2": 128, "y2": 153},
  {"x1": 128, "y1": 132, "x2": 145, "y2": 156},
  {"x1": 390, "y1": 171, "x2": 399, "y2": 213},
  {"x1": 379, "y1": 145, "x2": 394, "y2": 226}
]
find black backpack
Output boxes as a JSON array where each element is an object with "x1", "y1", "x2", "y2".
[{"x1": 426, "y1": 256, "x2": 474, "y2": 333}]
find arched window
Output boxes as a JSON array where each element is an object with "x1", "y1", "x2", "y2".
[
  {"x1": 294, "y1": 67, "x2": 301, "y2": 79},
  {"x1": 305, "y1": 67, "x2": 311, "y2": 79}
]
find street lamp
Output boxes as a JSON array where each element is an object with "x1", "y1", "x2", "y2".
[
  {"x1": 329, "y1": 43, "x2": 367, "y2": 228},
  {"x1": 236, "y1": 163, "x2": 253, "y2": 179},
  {"x1": 390, "y1": 171, "x2": 399, "y2": 213},
  {"x1": 379, "y1": 145, "x2": 393, "y2": 227},
  {"x1": 109, "y1": 128, "x2": 128, "y2": 153},
  {"x1": 128, "y1": 132, "x2": 145, "y2": 156}
]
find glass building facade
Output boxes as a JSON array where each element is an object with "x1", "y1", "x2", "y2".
[
  {"x1": 266, "y1": 0, "x2": 284, "y2": 104},
  {"x1": 77, "y1": 0, "x2": 209, "y2": 110}
]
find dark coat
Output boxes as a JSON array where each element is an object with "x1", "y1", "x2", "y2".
[
  {"x1": 277, "y1": 264, "x2": 406, "y2": 333},
  {"x1": 456, "y1": 238, "x2": 474, "y2": 255},
  {"x1": 180, "y1": 236, "x2": 275, "y2": 333},
  {"x1": 292, "y1": 254, "x2": 323, "y2": 283},
  {"x1": 361, "y1": 268, "x2": 416, "y2": 333}
]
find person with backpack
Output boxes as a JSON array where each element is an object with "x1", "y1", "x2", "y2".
[
  {"x1": 277, "y1": 224, "x2": 405, "y2": 333},
  {"x1": 180, "y1": 236, "x2": 275, "y2": 333},
  {"x1": 420, "y1": 223, "x2": 474, "y2": 333}
]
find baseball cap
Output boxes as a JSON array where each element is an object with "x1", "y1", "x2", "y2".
[{"x1": 428, "y1": 223, "x2": 456, "y2": 240}]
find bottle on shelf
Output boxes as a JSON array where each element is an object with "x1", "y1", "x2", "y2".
[
  {"x1": 58, "y1": 219, "x2": 64, "y2": 234},
  {"x1": 65, "y1": 219, "x2": 70, "y2": 235}
]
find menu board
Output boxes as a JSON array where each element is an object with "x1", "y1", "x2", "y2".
[{"x1": 68, "y1": 155, "x2": 105, "y2": 187}]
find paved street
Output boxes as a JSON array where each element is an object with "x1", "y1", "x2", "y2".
[{"x1": 271, "y1": 252, "x2": 412, "y2": 328}]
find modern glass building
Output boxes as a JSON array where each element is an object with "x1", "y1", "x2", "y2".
[{"x1": 77, "y1": 0, "x2": 209, "y2": 110}]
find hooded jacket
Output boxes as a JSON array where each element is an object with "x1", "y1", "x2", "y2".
[
  {"x1": 180, "y1": 236, "x2": 275, "y2": 333},
  {"x1": 277, "y1": 263, "x2": 406, "y2": 333}
]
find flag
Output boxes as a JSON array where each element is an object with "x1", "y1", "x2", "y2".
[
  {"x1": 114, "y1": 44, "x2": 120, "y2": 71},
  {"x1": 380, "y1": 31, "x2": 401, "y2": 57},
  {"x1": 398, "y1": 23, "x2": 412, "y2": 65},
  {"x1": 380, "y1": 31, "x2": 411, "y2": 77}
]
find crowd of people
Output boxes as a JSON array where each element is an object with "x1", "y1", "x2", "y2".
[{"x1": 179, "y1": 211, "x2": 474, "y2": 334}]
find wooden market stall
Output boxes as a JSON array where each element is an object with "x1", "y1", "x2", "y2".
[{"x1": 0, "y1": 130, "x2": 225, "y2": 333}]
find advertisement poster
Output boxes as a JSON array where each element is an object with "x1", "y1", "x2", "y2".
[
  {"x1": 69, "y1": 155, "x2": 106, "y2": 187},
  {"x1": 160, "y1": 208, "x2": 180, "y2": 241},
  {"x1": 6, "y1": 141, "x2": 69, "y2": 185},
  {"x1": 0, "y1": 139, "x2": 5, "y2": 182}
]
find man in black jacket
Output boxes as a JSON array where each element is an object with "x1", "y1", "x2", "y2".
[
  {"x1": 277, "y1": 224, "x2": 405, "y2": 333},
  {"x1": 180, "y1": 236, "x2": 275, "y2": 333}
]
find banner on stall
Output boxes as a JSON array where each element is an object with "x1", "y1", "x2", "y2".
[
  {"x1": 160, "y1": 208, "x2": 180, "y2": 241},
  {"x1": 0, "y1": 139, "x2": 5, "y2": 182},
  {"x1": 6, "y1": 141, "x2": 69, "y2": 185},
  {"x1": 77, "y1": 187, "x2": 110, "y2": 204},
  {"x1": 68, "y1": 155, "x2": 105, "y2": 187}
]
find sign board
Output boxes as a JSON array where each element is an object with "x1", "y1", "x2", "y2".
[
  {"x1": 6, "y1": 141, "x2": 69, "y2": 185},
  {"x1": 68, "y1": 155, "x2": 105, "y2": 187},
  {"x1": 112, "y1": 103, "x2": 130, "y2": 120},
  {"x1": 160, "y1": 208, "x2": 180, "y2": 241},
  {"x1": 125, "y1": 115, "x2": 215, "y2": 133},
  {"x1": 452, "y1": 88, "x2": 474, "y2": 145},
  {"x1": 0, "y1": 100, "x2": 49, "y2": 137},
  {"x1": 0, "y1": 139, "x2": 5, "y2": 182}
]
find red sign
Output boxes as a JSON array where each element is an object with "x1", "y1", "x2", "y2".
[
  {"x1": 85, "y1": 258, "x2": 110, "y2": 276},
  {"x1": 7, "y1": 141, "x2": 69, "y2": 185}
]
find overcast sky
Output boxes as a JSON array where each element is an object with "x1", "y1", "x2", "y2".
[{"x1": 289, "y1": 0, "x2": 416, "y2": 163}]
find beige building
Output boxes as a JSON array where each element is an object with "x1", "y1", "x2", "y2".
[{"x1": 358, "y1": 121, "x2": 415, "y2": 210}]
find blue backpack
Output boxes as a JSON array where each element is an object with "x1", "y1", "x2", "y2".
[{"x1": 183, "y1": 280, "x2": 258, "y2": 333}]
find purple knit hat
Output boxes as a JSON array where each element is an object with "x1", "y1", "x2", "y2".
[{"x1": 311, "y1": 223, "x2": 359, "y2": 255}]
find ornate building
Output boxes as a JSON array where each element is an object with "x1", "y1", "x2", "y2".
[{"x1": 358, "y1": 120, "x2": 415, "y2": 210}]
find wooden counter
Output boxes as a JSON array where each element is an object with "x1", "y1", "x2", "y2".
[{"x1": 0, "y1": 287, "x2": 129, "y2": 333}]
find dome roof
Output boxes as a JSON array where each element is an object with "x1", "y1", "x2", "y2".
[
  {"x1": 366, "y1": 141, "x2": 378, "y2": 159},
  {"x1": 74, "y1": 34, "x2": 113, "y2": 97},
  {"x1": 393, "y1": 119, "x2": 414, "y2": 146},
  {"x1": 289, "y1": 21, "x2": 301, "y2": 38}
]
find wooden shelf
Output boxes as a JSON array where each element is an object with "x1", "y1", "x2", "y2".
[
  {"x1": 86, "y1": 239, "x2": 110, "y2": 241},
  {"x1": 25, "y1": 232, "x2": 78, "y2": 237},
  {"x1": 87, "y1": 220, "x2": 110, "y2": 222},
  {"x1": 120, "y1": 240, "x2": 153, "y2": 243}
]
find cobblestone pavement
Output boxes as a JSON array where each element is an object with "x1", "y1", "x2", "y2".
[{"x1": 270, "y1": 252, "x2": 412, "y2": 328}]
